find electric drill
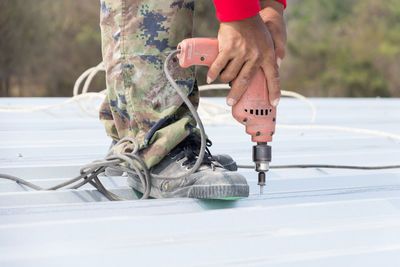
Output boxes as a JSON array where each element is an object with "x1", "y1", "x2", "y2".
[{"x1": 177, "y1": 38, "x2": 276, "y2": 194}]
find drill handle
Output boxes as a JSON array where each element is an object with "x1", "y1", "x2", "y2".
[
  {"x1": 177, "y1": 38, "x2": 219, "y2": 68},
  {"x1": 177, "y1": 37, "x2": 277, "y2": 143}
]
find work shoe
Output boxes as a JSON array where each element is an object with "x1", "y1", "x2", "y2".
[
  {"x1": 104, "y1": 140, "x2": 237, "y2": 176},
  {"x1": 127, "y1": 135, "x2": 249, "y2": 199}
]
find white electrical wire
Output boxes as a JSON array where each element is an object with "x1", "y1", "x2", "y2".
[
  {"x1": 1, "y1": 54, "x2": 400, "y2": 201},
  {"x1": 0, "y1": 62, "x2": 107, "y2": 117},
  {"x1": 1, "y1": 61, "x2": 399, "y2": 143},
  {"x1": 277, "y1": 125, "x2": 400, "y2": 141},
  {"x1": 73, "y1": 61, "x2": 106, "y2": 116},
  {"x1": 0, "y1": 92, "x2": 104, "y2": 114}
]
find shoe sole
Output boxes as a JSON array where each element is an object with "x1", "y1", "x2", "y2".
[
  {"x1": 127, "y1": 176, "x2": 249, "y2": 200},
  {"x1": 189, "y1": 184, "x2": 249, "y2": 199}
]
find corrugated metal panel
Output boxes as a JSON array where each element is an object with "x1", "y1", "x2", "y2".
[{"x1": 1, "y1": 97, "x2": 400, "y2": 266}]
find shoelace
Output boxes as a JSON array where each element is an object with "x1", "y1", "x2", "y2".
[{"x1": 178, "y1": 135, "x2": 224, "y2": 170}]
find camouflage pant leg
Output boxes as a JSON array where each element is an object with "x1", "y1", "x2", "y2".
[{"x1": 99, "y1": 0, "x2": 198, "y2": 168}]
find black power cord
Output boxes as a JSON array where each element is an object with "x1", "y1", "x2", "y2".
[
  {"x1": 2, "y1": 164, "x2": 400, "y2": 192},
  {"x1": 238, "y1": 164, "x2": 400, "y2": 170}
]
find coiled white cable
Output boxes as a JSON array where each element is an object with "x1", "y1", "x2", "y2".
[
  {"x1": 0, "y1": 61, "x2": 399, "y2": 142},
  {"x1": 1, "y1": 56, "x2": 400, "y2": 200}
]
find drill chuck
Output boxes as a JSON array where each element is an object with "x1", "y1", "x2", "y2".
[
  {"x1": 253, "y1": 142, "x2": 271, "y2": 170},
  {"x1": 253, "y1": 143, "x2": 271, "y2": 190}
]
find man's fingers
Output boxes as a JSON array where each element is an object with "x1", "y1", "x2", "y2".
[
  {"x1": 207, "y1": 51, "x2": 230, "y2": 84},
  {"x1": 214, "y1": 11, "x2": 285, "y2": 107},
  {"x1": 262, "y1": 58, "x2": 281, "y2": 107},
  {"x1": 219, "y1": 58, "x2": 245, "y2": 83},
  {"x1": 226, "y1": 61, "x2": 257, "y2": 106},
  {"x1": 265, "y1": 21, "x2": 287, "y2": 67}
]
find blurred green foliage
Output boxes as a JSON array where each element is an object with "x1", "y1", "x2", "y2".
[
  {"x1": 0, "y1": 0, "x2": 102, "y2": 96},
  {"x1": 284, "y1": 0, "x2": 400, "y2": 97},
  {"x1": 0, "y1": 0, "x2": 399, "y2": 97}
]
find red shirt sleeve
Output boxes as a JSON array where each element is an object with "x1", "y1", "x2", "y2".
[{"x1": 213, "y1": 0, "x2": 287, "y2": 22}]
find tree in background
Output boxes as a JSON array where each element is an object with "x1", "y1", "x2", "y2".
[
  {"x1": 0, "y1": 0, "x2": 102, "y2": 97},
  {"x1": 283, "y1": 0, "x2": 400, "y2": 97},
  {"x1": 0, "y1": 1, "x2": 47, "y2": 96}
]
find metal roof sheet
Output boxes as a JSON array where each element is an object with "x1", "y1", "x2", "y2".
[{"x1": 1, "y1": 97, "x2": 400, "y2": 266}]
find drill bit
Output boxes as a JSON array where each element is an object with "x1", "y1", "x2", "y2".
[{"x1": 258, "y1": 171, "x2": 266, "y2": 195}]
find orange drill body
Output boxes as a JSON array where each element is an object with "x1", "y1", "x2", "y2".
[
  {"x1": 177, "y1": 38, "x2": 277, "y2": 142},
  {"x1": 177, "y1": 38, "x2": 276, "y2": 193}
]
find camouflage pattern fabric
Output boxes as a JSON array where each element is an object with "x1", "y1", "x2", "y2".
[{"x1": 99, "y1": 0, "x2": 198, "y2": 168}]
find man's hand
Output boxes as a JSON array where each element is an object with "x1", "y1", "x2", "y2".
[{"x1": 207, "y1": 1, "x2": 286, "y2": 107}]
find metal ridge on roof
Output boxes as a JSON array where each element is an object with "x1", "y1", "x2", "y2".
[{"x1": 0, "y1": 97, "x2": 400, "y2": 266}]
